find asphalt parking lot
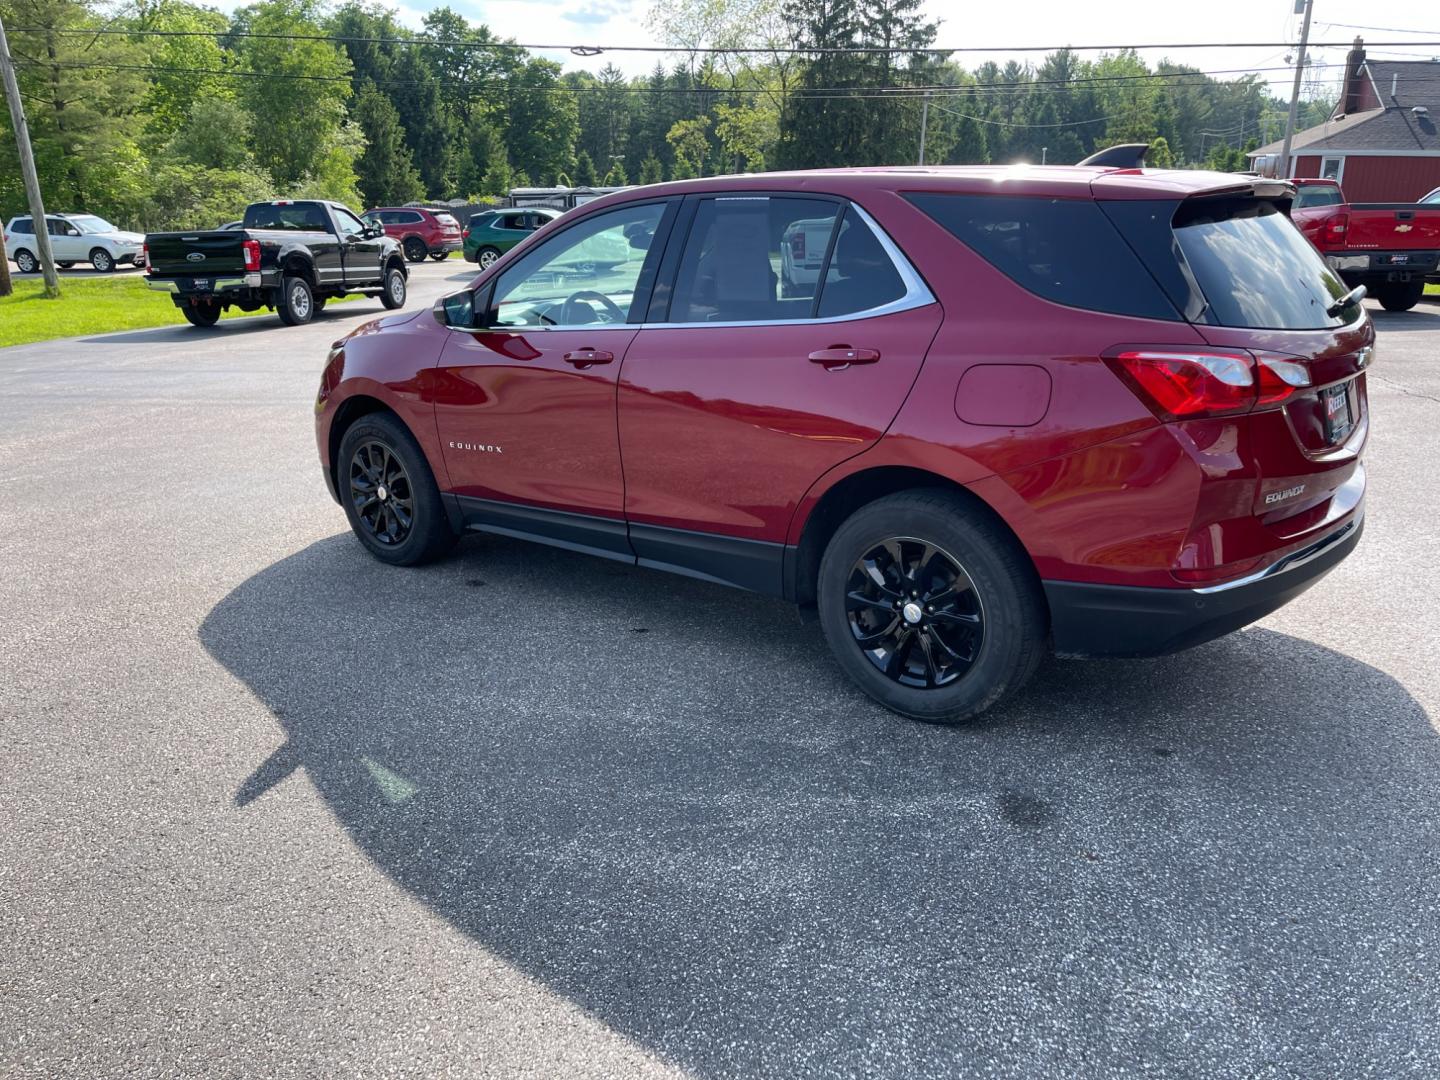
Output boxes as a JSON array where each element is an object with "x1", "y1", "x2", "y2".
[{"x1": 2, "y1": 278, "x2": 1438, "y2": 1079}]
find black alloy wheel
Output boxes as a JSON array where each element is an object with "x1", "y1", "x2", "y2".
[
  {"x1": 404, "y1": 237, "x2": 427, "y2": 263},
  {"x1": 349, "y1": 439, "x2": 415, "y2": 547},
  {"x1": 844, "y1": 537, "x2": 984, "y2": 689}
]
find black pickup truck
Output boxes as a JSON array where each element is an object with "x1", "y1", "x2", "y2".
[{"x1": 145, "y1": 200, "x2": 409, "y2": 327}]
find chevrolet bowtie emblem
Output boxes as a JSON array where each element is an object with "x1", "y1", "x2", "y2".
[{"x1": 1395, "y1": 224, "x2": 1413, "y2": 233}]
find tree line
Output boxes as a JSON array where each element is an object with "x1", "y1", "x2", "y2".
[{"x1": 0, "y1": 0, "x2": 1337, "y2": 230}]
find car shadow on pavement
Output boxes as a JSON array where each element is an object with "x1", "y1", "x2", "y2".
[
  {"x1": 201, "y1": 533, "x2": 1440, "y2": 1077},
  {"x1": 76, "y1": 306, "x2": 392, "y2": 345}
]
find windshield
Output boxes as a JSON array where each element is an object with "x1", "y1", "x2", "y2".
[
  {"x1": 1173, "y1": 198, "x2": 1361, "y2": 329},
  {"x1": 71, "y1": 215, "x2": 117, "y2": 234}
]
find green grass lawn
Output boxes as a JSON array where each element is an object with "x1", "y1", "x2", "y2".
[
  {"x1": 0, "y1": 274, "x2": 357, "y2": 349},
  {"x1": 1427, "y1": 283, "x2": 1439, "y2": 296}
]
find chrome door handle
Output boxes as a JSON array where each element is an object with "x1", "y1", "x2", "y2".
[{"x1": 809, "y1": 346, "x2": 880, "y2": 371}]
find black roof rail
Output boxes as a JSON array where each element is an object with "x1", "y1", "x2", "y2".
[{"x1": 1076, "y1": 143, "x2": 1151, "y2": 168}]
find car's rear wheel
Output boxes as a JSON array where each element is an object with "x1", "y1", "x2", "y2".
[
  {"x1": 817, "y1": 490, "x2": 1046, "y2": 724},
  {"x1": 403, "y1": 237, "x2": 426, "y2": 263},
  {"x1": 380, "y1": 266, "x2": 406, "y2": 309},
  {"x1": 338, "y1": 412, "x2": 457, "y2": 566},
  {"x1": 57, "y1": 261, "x2": 75, "y2": 269},
  {"x1": 182, "y1": 300, "x2": 221, "y2": 327},
  {"x1": 1377, "y1": 279, "x2": 1425, "y2": 312},
  {"x1": 13, "y1": 249, "x2": 37, "y2": 273},
  {"x1": 90, "y1": 248, "x2": 114, "y2": 273},
  {"x1": 276, "y1": 275, "x2": 314, "y2": 326},
  {"x1": 477, "y1": 247, "x2": 501, "y2": 269}
]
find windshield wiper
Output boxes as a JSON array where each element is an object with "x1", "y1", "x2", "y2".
[{"x1": 1327, "y1": 284, "x2": 1366, "y2": 316}]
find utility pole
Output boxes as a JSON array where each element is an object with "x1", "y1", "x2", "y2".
[
  {"x1": 1279, "y1": 0, "x2": 1315, "y2": 180},
  {"x1": 0, "y1": 10, "x2": 60, "y2": 297},
  {"x1": 918, "y1": 91, "x2": 930, "y2": 166}
]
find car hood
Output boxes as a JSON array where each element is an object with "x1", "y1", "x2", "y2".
[{"x1": 101, "y1": 231, "x2": 145, "y2": 244}]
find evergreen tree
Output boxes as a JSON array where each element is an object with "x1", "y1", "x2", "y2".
[
  {"x1": 353, "y1": 81, "x2": 424, "y2": 206},
  {"x1": 638, "y1": 153, "x2": 665, "y2": 185},
  {"x1": 574, "y1": 150, "x2": 599, "y2": 187},
  {"x1": 604, "y1": 160, "x2": 628, "y2": 186},
  {"x1": 390, "y1": 47, "x2": 453, "y2": 198}
]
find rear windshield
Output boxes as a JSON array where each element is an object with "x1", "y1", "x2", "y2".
[
  {"x1": 243, "y1": 202, "x2": 329, "y2": 231},
  {"x1": 1170, "y1": 197, "x2": 1360, "y2": 329},
  {"x1": 1293, "y1": 186, "x2": 1343, "y2": 209},
  {"x1": 903, "y1": 193, "x2": 1179, "y2": 321}
]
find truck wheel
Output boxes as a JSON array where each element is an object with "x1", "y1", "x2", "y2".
[
  {"x1": 476, "y1": 247, "x2": 501, "y2": 269},
  {"x1": 817, "y1": 490, "x2": 1046, "y2": 725},
  {"x1": 403, "y1": 237, "x2": 426, "y2": 263},
  {"x1": 338, "y1": 411, "x2": 457, "y2": 566},
  {"x1": 1378, "y1": 279, "x2": 1425, "y2": 312},
  {"x1": 13, "y1": 249, "x2": 37, "y2": 273},
  {"x1": 182, "y1": 301, "x2": 221, "y2": 327},
  {"x1": 90, "y1": 248, "x2": 115, "y2": 273},
  {"x1": 276, "y1": 275, "x2": 314, "y2": 326},
  {"x1": 380, "y1": 266, "x2": 407, "y2": 310}
]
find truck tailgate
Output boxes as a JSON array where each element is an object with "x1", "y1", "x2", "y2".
[
  {"x1": 145, "y1": 231, "x2": 247, "y2": 276},
  {"x1": 1343, "y1": 205, "x2": 1440, "y2": 250}
]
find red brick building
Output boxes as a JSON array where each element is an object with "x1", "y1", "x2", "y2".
[{"x1": 1250, "y1": 38, "x2": 1440, "y2": 202}]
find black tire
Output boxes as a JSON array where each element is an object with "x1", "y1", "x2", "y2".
[
  {"x1": 380, "y1": 265, "x2": 407, "y2": 309},
  {"x1": 1378, "y1": 279, "x2": 1425, "y2": 312},
  {"x1": 90, "y1": 248, "x2": 115, "y2": 273},
  {"x1": 182, "y1": 300, "x2": 221, "y2": 327},
  {"x1": 337, "y1": 411, "x2": 457, "y2": 566},
  {"x1": 403, "y1": 237, "x2": 426, "y2": 263},
  {"x1": 13, "y1": 249, "x2": 37, "y2": 274},
  {"x1": 276, "y1": 275, "x2": 314, "y2": 326},
  {"x1": 57, "y1": 261, "x2": 75, "y2": 269},
  {"x1": 476, "y1": 246, "x2": 501, "y2": 270},
  {"x1": 312, "y1": 296, "x2": 327, "y2": 313},
  {"x1": 817, "y1": 490, "x2": 1046, "y2": 724},
  {"x1": 429, "y1": 251, "x2": 449, "y2": 262}
]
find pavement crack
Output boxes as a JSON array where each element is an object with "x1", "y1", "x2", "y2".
[{"x1": 1370, "y1": 371, "x2": 1440, "y2": 406}]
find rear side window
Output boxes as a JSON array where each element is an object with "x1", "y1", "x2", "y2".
[
  {"x1": 669, "y1": 196, "x2": 841, "y2": 323},
  {"x1": 903, "y1": 193, "x2": 1178, "y2": 321},
  {"x1": 12, "y1": 217, "x2": 33, "y2": 233},
  {"x1": 1171, "y1": 197, "x2": 1360, "y2": 329},
  {"x1": 243, "y1": 202, "x2": 328, "y2": 230},
  {"x1": 818, "y1": 208, "x2": 907, "y2": 317},
  {"x1": 1293, "y1": 186, "x2": 1343, "y2": 209}
]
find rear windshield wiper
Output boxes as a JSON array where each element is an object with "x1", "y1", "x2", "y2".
[{"x1": 1327, "y1": 284, "x2": 1366, "y2": 316}]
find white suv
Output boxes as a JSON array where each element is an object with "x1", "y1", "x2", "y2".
[{"x1": 3, "y1": 213, "x2": 146, "y2": 273}]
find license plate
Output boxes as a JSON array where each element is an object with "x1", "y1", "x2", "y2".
[
  {"x1": 1392, "y1": 254, "x2": 1410, "y2": 265},
  {"x1": 1323, "y1": 383, "x2": 1353, "y2": 442},
  {"x1": 190, "y1": 278, "x2": 212, "y2": 291}
]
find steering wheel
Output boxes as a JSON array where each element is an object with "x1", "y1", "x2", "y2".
[{"x1": 559, "y1": 289, "x2": 626, "y2": 325}]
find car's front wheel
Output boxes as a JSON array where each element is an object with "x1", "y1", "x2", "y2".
[
  {"x1": 337, "y1": 412, "x2": 457, "y2": 566},
  {"x1": 182, "y1": 300, "x2": 221, "y2": 327},
  {"x1": 817, "y1": 490, "x2": 1046, "y2": 724},
  {"x1": 90, "y1": 248, "x2": 115, "y2": 273}
]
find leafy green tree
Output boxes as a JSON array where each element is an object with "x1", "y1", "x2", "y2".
[
  {"x1": 667, "y1": 117, "x2": 711, "y2": 178},
  {"x1": 389, "y1": 47, "x2": 453, "y2": 197},
  {"x1": 1147, "y1": 136, "x2": 1176, "y2": 169},
  {"x1": 574, "y1": 149, "x2": 598, "y2": 187},
  {"x1": 138, "y1": 162, "x2": 275, "y2": 230},
  {"x1": 714, "y1": 102, "x2": 776, "y2": 171},
  {"x1": 353, "y1": 81, "x2": 424, "y2": 206},
  {"x1": 232, "y1": 0, "x2": 354, "y2": 189},
  {"x1": 131, "y1": 0, "x2": 235, "y2": 144},
  {"x1": 165, "y1": 98, "x2": 256, "y2": 171},
  {"x1": 505, "y1": 59, "x2": 579, "y2": 183},
  {"x1": 638, "y1": 153, "x2": 665, "y2": 185},
  {"x1": 603, "y1": 160, "x2": 627, "y2": 186}
]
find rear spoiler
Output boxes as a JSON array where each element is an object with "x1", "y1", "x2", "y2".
[{"x1": 1077, "y1": 144, "x2": 1151, "y2": 168}]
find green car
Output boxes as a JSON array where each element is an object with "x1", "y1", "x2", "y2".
[{"x1": 463, "y1": 207, "x2": 561, "y2": 267}]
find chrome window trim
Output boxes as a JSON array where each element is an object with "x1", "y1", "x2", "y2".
[{"x1": 641, "y1": 201, "x2": 934, "y2": 330}]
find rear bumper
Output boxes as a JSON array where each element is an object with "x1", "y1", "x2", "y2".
[
  {"x1": 432, "y1": 240, "x2": 462, "y2": 253},
  {"x1": 1328, "y1": 250, "x2": 1440, "y2": 281},
  {"x1": 147, "y1": 273, "x2": 262, "y2": 295},
  {"x1": 1044, "y1": 514, "x2": 1364, "y2": 658}
]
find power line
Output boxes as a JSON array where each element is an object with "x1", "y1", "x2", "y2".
[{"x1": 9, "y1": 26, "x2": 1440, "y2": 55}]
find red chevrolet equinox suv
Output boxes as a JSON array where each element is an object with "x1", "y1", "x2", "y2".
[{"x1": 315, "y1": 166, "x2": 1370, "y2": 723}]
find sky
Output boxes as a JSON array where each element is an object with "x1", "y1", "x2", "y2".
[{"x1": 383, "y1": 0, "x2": 1440, "y2": 91}]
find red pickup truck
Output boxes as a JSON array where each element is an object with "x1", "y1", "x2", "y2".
[{"x1": 1289, "y1": 178, "x2": 1440, "y2": 311}]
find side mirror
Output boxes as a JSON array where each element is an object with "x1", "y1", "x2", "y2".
[
  {"x1": 364, "y1": 225, "x2": 384, "y2": 239},
  {"x1": 434, "y1": 290, "x2": 475, "y2": 329},
  {"x1": 66, "y1": 227, "x2": 80, "y2": 236}
]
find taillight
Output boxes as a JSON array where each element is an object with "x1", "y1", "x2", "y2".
[
  {"x1": 1323, "y1": 212, "x2": 1349, "y2": 247},
  {"x1": 242, "y1": 238, "x2": 261, "y2": 272},
  {"x1": 462, "y1": 228, "x2": 470, "y2": 239},
  {"x1": 789, "y1": 232, "x2": 805, "y2": 259},
  {"x1": 1106, "y1": 349, "x2": 1311, "y2": 420}
]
